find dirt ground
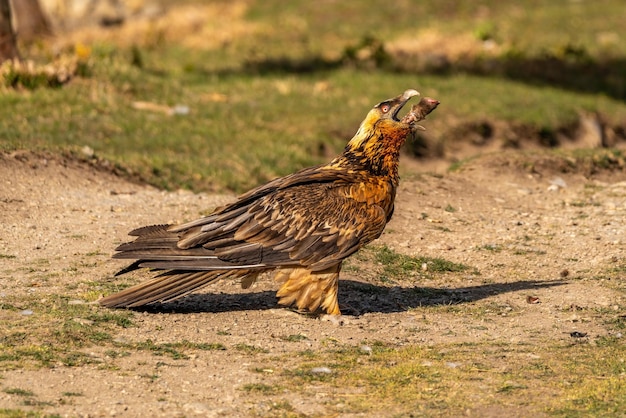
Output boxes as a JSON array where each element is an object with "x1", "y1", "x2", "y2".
[{"x1": 0, "y1": 150, "x2": 625, "y2": 417}]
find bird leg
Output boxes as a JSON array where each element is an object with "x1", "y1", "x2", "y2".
[{"x1": 274, "y1": 264, "x2": 341, "y2": 315}]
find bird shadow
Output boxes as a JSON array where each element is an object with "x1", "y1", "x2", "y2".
[{"x1": 130, "y1": 279, "x2": 567, "y2": 316}]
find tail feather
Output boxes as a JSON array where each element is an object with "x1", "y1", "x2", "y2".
[
  {"x1": 115, "y1": 239, "x2": 179, "y2": 251},
  {"x1": 128, "y1": 224, "x2": 173, "y2": 236},
  {"x1": 105, "y1": 224, "x2": 271, "y2": 309},
  {"x1": 116, "y1": 224, "x2": 179, "y2": 252},
  {"x1": 112, "y1": 248, "x2": 215, "y2": 259},
  {"x1": 139, "y1": 260, "x2": 265, "y2": 270},
  {"x1": 99, "y1": 269, "x2": 254, "y2": 308}
]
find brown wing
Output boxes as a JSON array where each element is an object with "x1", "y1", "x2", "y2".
[
  {"x1": 114, "y1": 165, "x2": 389, "y2": 273},
  {"x1": 224, "y1": 183, "x2": 387, "y2": 270},
  {"x1": 171, "y1": 182, "x2": 387, "y2": 272}
]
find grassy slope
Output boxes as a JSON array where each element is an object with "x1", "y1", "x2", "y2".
[{"x1": 1, "y1": 0, "x2": 626, "y2": 192}]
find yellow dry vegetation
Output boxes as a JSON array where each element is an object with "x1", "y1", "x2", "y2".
[{"x1": 57, "y1": 2, "x2": 262, "y2": 50}]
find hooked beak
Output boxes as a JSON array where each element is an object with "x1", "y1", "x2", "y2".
[{"x1": 378, "y1": 89, "x2": 420, "y2": 121}]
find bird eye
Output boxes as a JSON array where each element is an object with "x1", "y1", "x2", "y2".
[{"x1": 380, "y1": 103, "x2": 390, "y2": 113}]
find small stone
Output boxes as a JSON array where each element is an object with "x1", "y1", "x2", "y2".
[
  {"x1": 81, "y1": 145, "x2": 95, "y2": 157},
  {"x1": 311, "y1": 367, "x2": 332, "y2": 374},
  {"x1": 549, "y1": 177, "x2": 567, "y2": 189},
  {"x1": 20, "y1": 309, "x2": 34, "y2": 316},
  {"x1": 320, "y1": 315, "x2": 344, "y2": 326},
  {"x1": 172, "y1": 105, "x2": 190, "y2": 115}
]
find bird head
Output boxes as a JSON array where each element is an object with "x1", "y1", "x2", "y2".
[
  {"x1": 369, "y1": 89, "x2": 421, "y2": 125},
  {"x1": 348, "y1": 89, "x2": 420, "y2": 150},
  {"x1": 341, "y1": 89, "x2": 425, "y2": 176}
]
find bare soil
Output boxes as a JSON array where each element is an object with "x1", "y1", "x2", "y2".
[{"x1": 0, "y1": 150, "x2": 625, "y2": 417}]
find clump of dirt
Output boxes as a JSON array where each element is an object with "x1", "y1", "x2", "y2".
[{"x1": 405, "y1": 113, "x2": 626, "y2": 163}]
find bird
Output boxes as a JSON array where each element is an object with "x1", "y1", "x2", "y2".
[{"x1": 99, "y1": 89, "x2": 439, "y2": 315}]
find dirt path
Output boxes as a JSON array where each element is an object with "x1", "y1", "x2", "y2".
[{"x1": 0, "y1": 150, "x2": 624, "y2": 417}]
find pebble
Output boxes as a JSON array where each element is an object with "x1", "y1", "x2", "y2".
[
  {"x1": 311, "y1": 367, "x2": 332, "y2": 374},
  {"x1": 20, "y1": 309, "x2": 33, "y2": 316},
  {"x1": 81, "y1": 145, "x2": 95, "y2": 157},
  {"x1": 549, "y1": 177, "x2": 567, "y2": 190},
  {"x1": 360, "y1": 345, "x2": 372, "y2": 355},
  {"x1": 320, "y1": 315, "x2": 345, "y2": 326},
  {"x1": 172, "y1": 105, "x2": 190, "y2": 115}
]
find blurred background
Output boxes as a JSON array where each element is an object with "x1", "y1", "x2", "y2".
[{"x1": 1, "y1": 0, "x2": 625, "y2": 192}]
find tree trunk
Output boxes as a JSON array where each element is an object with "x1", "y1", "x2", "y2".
[
  {"x1": 0, "y1": 0, "x2": 18, "y2": 62},
  {"x1": 10, "y1": 0, "x2": 52, "y2": 42}
]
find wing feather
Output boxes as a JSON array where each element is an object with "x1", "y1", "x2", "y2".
[
  {"x1": 114, "y1": 166, "x2": 391, "y2": 274},
  {"x1": 212, "y1": 183, "x2": 389, "y2": 270}
]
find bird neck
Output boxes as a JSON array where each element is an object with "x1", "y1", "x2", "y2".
[{"x1": 338, "y1": 120, "x2": 411, "y2": 181}]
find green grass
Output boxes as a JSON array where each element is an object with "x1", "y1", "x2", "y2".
[
  {"x1": 60, "y1": 392, "x2": 83, "y2": 397},
  {"x1": 1, "y1": 1, "x2": 626, "y2": 193},
  {"x1": 0, "y1": 293, "x2": 135, "y2": 368},
  {"x1": 128, "y1": 339, "x2": 227, "y2": 360},
  {"x1": 371, "y1": 244, "x2": 469, "y2": 281},
  {"x1": 258, "y1": 339, "x2": 626, "y2": 416},
  {"x1": 0, "y1": 291, "x2": 228, "y2": 368},
  {"x1": 234, "y1": 343, "x2": 269, "y2": 354},
  {"x1": 241, "y1": 383, "x2": 282, "y2": 395},
  {"x1": 0, "y1": 410, "x2": 58, "y2": 418},
  {"x1": 244, "y1": 0, "x2": 626, "y2": 66},
  {"x1": 3, "y1": 388, "x2": 35, "y2": 397},
  {"x1": 347, "y1": 244, "x2": 475, "y2": 287},
  {"x1": 280, "y1": 334, "x2": 308, "y2": 342}
]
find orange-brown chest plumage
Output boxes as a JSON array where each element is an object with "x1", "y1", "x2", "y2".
[
  {"x1": 329, "y1": 114, "x2": 413, "y2": 222},
  {"x1": 343, "y1": 179, "x2": 395, "y2": 214}
]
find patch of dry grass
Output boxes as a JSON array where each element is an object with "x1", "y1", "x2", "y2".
[{"x1": 244, "y1": 339, "x2": 626, "y2": 416}]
